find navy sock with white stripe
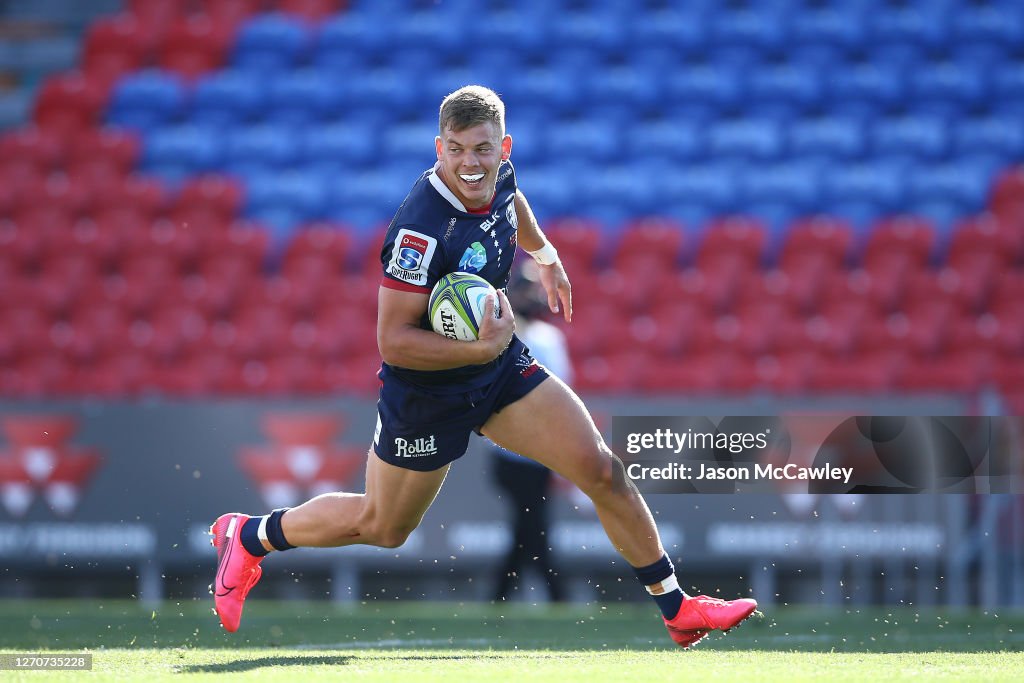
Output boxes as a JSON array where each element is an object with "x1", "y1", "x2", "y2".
[
  {"x1": 633, "y1": 554, "x2": 686, "y2": 620},
  {"x1": 240, "y1": 508, "x2": 295, "y2": 557}
]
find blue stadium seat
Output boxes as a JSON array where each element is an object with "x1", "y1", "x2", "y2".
[
  {"x1": 871, "y1": 116, "x2": 949, "y2": 161},
  {"x1": 586, "y1": 163, "x2": 658, "y2": 214},
  {"x1": 266, "y1": 69, "x2": 347, "y2": 125},
  {"x1": 245, "y1": 170, "x2": 330, "y2": 221},
  {"x1": 316, "y1": 13, "x2": 390, "y2": 65},
  {"x1": 503, "y1": 65, "x2": 581, "y2": 116},
  {"x1": 233, "y1": 14, "x2": 311, "y2": 72},
  {"x1": 476, "y1": 9, "x2": 550, "y2": 59},
  {"x1": 382, "y1": 122, "x2": 437, "y2": 159},
  {"x1": 955, "y1": 5, "x2": 1024, "y2": 48},
  {"x1": 828, "y1": 63, "x2": 905, "y2": 111},
  {"x1": 225, "y1": 124, "x2": 302, "y2": 169},
  {"x1": 993, "y1": 62, "x2": 1024, "y2": 100},
  {"x1": 791, "y1": 7, "x2": 868, "y2": 50},
  {"x1": 107, "y1": 70, "x2": 187, "y2": 132},
  {"x1": 910, "y1": 61, "x2": 988, "y2": 113},
  {"x1": 740, "y1": 162, "x2": 822, "y2": 212},
  {"x1": 707, "y1": 119, "x2": 783, "y2": 161},
  {"x1": 517, "y1": 164, "x2": 577, "y2": 218},
  {"x1": 550, "y1": 9, "x2": 630, "y2": 53},
  {"x1": 143, "y1": 124, "x2": 224, "y2": 178},
  {"x1": 712, "y1": 8, "x2": 787, "y2": 52},
  {"x1": 824, "y1": 161, "x2": 907, "y2": 211},
  {"x1": 626, "y1": 119, "x2": 703, "y2": 162},
  {"x1": 300, "y1": 121, "x2": 375, "y2": 167},
  {"x1": 667, "y1": 64, "x2": 744, "y2": 114},
  {"x1": 345, "y1": 68, "x2": 421, "y2": 117},
  {"x1": 331, "y1": 168, "x2": 411, "y2": 218},
  {"x1": 870, "y1": 6, "x2": 951, "y2": 49},
  {"x1": 831, "y1": 201, "x2": 881, "y2": 232},
  {"x1": 659, "y1": 163, "x2": 740, "y2": 213},
  {"x1": 585, "y1": 65, "x2": 659, "y2": 110},
  {"x1": 907, "y1": 161, "x2": 993, "y2": 209},
  {"x1": 392, "y1": 11, "x2": 463, "y2": 58},
  {"x1": 547, "y1": 118, "x2": 617, "y2": 163},
  {"x1": 788, "y1": 116, "x2": 865, "y2": 160},
  {"x1": 747, "y1": 64, "x2": 824, "y2": 115},
  {"x1": 953, "y1": 116, "x2": 1024, "y2": 158},
  {"x1": 629, "y1": 8, "x2": 707, "y2": 56},
  {"x1": 191, "y1": 70, "x2": 267, "y2": 127}
]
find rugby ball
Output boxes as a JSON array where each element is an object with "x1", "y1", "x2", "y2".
[{"x1": 428, "y1": 272, "x2": 499, "y2": 341}]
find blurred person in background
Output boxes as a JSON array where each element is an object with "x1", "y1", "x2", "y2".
[{"x1": 491, "y1": 262, "x2": 569, "y2": 604}]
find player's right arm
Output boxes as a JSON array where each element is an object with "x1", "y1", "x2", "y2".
[{"x1": 377, "y1": 286, "x2": 514, "y2": 371}]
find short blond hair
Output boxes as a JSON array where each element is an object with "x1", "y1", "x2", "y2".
[{"x1": 438, "y1": 85, "x2": 505, "y2": 136}]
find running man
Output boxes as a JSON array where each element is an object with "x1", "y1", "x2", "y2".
[{"x1": 211, "y1": 86, "x2": 757, "y2": 648}]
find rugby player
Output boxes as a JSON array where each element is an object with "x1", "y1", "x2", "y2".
[{"x1": 211, "y1": 86, "x2": 757, "y2": 648}]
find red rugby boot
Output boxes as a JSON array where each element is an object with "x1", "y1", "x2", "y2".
[
  {"x1": 210, "y1": 513, "x2": 264, "y2": 632},
  {"x1": 664, "y1": 595, "x2": 758, "y2": 648}
]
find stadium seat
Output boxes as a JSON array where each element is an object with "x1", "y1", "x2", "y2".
[
  {"x1": 909, "y1": 60, "x2": 988, "y2": 114},
  {"x1": 124, "y1": 0, "x2": 190, "y2": 35},
  {"x1": 747, "y1": 64, "x2": 824, "y2": 116},
  {"x1": 659, "y1": 163, "x2": 740, "y2": 213},
  {"x1": 82, "y1": 14, "x2": 152, "y2": 88},
  {"x1": 871, "y1": 116, "x2": 948, "y2": 161},
  {"x1": 828, "y1": 62, "x2": 904, "y2": 111},
  {"x1": 792, "y1": 6, "x2": 868, "y2": 50},
  {"x1": 266, "y1": 68, "x2": 348, "y2": 125},
  {"x1": 159, "y1": 15, "x2": 231, "y2": 80},
  {"x1": 823, "y1": 161, "x2": 907, "y2": 212},
  {"x1": 232, "y1": 14, "x2": 312, "y2": 72},
  {"x1": 740, "y1": 162, "x2": 821, "y2": 214},
  {"x1": 143, "y1": 124, "x2": 225, "y2": 180},
  {"x1": 864, "y1": 215, "x2": 937, "y2": 267},
  {"x1": 955, "y1": 5, "x2": 1024, "y2": 48},
  {"x1": 0, "y1": 126, "x2": 65, "y2": 174},
  {"x1": 68, "y1": 127, "x2": 140, "y2": 178},
  {"x1": 626, "y1": 118, "x2": 703, "y2": 162},
  {"x1": 629, "y1": 8, "x2": 707, "y2": 57},
  {"x1": 278, "y1": 0, "x2": 344, "y2": 23},
  {"x1": 107, "y1": 70, "x2": 188, "y2": 132},
  {"x1": 197, "y1": 0, "x2": 263, "y2": 30},
  {"x1": 707, "y1": 119, "x2": 783, "y2": 161},
  {"x1": 698, "y1": 216, "x2": 768, "y2": 271},
  {"x1": 954, "y1": 115, "x2": 1024, "y2": 159},
  {"x1": 191, "y1": 69, "x2": 266, "y2": 127},
  {"x1": 33, "y1": 72, "x2": 106, "y2": 136},
  {"x1": 667, "y1": 64, "x2": 744, "y2": 118},
  {"x1": 170, "y1": 175, "x2": 245, "y2": 233},
  {"x1": 870, "y1": 6, "x2": 951, "y2": 50},
  {"x1": 781, "y1": 216, "x2": 855, "y2": 269}
]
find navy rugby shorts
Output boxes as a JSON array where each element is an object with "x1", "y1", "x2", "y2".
[{"x1": 374, "y1": 338, "x2": 550, "y2": 472}]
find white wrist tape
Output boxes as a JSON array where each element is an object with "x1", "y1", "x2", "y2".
[{"x1": 527, "y1": 242, "x2": 559, "y2": 266}]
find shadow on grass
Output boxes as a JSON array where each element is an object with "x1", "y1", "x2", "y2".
[{"x1": 180, "y1": 652, "x2": 544, "y2": 673}]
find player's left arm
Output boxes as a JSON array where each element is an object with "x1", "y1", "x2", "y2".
[{"x1": 514, "y1": 190, "x2": 572, "y2": 323}]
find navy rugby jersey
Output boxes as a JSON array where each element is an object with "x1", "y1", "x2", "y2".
[{"x1": 379, "y1": 159, "x2": 521, "y2": 391}]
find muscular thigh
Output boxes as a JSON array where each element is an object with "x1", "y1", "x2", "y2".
[
  {"x1": 362, "y1": 450, "x2": 450, "y2": 529},
  {"x1": 480, "y1": 376, "x2": 610, "y2": 481}
]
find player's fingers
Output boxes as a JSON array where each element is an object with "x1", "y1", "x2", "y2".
[
  {"x1": 482, "y1": 292, "x2": 495, "y2": 319},
  {"x1": 495, "y1": 289, "x2": 513, "y2": 322},
  {"x1": 559, "y1": 284, "x2": 572, "y2": 323},
  {"x1": 547, "y1": 287, "x2": 560, "y2": 315}
]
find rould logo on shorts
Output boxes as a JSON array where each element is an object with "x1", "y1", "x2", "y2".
[{"x1": 394, "y1": 435, "x2": 437, "y2": 457}]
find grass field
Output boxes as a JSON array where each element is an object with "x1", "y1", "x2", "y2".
[{"x1": 0, "y1": 600, "x2": 1022, "y2": 681}]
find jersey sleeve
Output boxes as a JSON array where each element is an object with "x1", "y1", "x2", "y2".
[{"x1": 380, "y1": 224, "x2": 447, "y2": 294}]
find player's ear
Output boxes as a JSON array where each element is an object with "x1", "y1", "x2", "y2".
[
  {"x1": 435, "y1": 135, "x2": 443, "y2": 159},
  {"x1": 501, "y1": 134, "x2": 512, "y2": 161}
]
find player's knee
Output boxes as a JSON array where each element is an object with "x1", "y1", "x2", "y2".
[
  {"x1": 368, "y1": 520, "x2": 417, "y2": 549},
  {"x1": 577, "y1": 447, "x2": 625, "y2": 500}
]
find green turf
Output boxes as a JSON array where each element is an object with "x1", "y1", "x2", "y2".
[{"x1": 0, "y1": 600, "x2": 1021, "y2": 681}]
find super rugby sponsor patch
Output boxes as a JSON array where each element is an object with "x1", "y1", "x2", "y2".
[{"x1": 387, "y1": 229, "x2": 438, "y2": 287}]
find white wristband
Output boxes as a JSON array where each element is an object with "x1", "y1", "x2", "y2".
[{"x1": 527, "y1": 242, "x2": 559, "y2": 266}]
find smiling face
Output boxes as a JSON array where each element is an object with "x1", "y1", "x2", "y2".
[{"x1": 435, "y1": 122, "x2": 512, "y2": 211}]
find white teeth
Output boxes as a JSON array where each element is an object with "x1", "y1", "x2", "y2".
[{"x1": 460, "y1": 173, "x2": 484, "y2": 182}]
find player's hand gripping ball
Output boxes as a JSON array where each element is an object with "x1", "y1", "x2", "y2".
[{"x1": 428, "y1": 272, "x2": 500, "y2": 341}]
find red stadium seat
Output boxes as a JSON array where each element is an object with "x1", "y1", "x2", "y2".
[
  {"x1": 159, "y1": 15, "x2": 232, "y2": 80},
  {"x1": 574, "y1": 351, "x2": 646, "y2": 393},
  {"x1": 279, "y1": 0, "x2": 345, "y2": 22},
  {"x1": 82, "y1": 14, "x2": 152, "y2": 89},
  {"x1": 613, "y1": 216, "x2": 686, "y2": 272},
  {"x1": 864, "y1": 216, "x2": 937, "y2": 268},
  {"x1": 544, "y1": 217, "x2": 606, "y2": 274},
  {"x1": 197, "y1": 0, "x2": 265, "y2": 30},
  {"x1": 170, "y1": 175, "x2": 245, "y2": 233},
  {"x1": 808, "y1": 351, "x2": 905, "y2": 393},
  {"x1": 895, "y1": 352, "x2": 988, "y2": 393},
  {"x1": 697, "y1": 216, "x2": 768, "y2": 270},
  {"x1": 781, "y1": 215, "x2": 854, "y2": 269},
  {"x1": 948, "y1": 213, "x2": 1023, "y2": 267},
  {"x1": 284, "y1": 221, "x2": 357, "y2": 269},
  {"x1": 68, "y1": 128, "x2": 141, "y2": 178},
  {"x1": 124, "y1": 0, "x2": 190, "y2": 35},
  {"x1": 92, "y1": 175, "x2": 170, "y2": 227},
  {"x1": 32, "y1": 73, "x2": 106, "y2": 137},
  {"x1": 989, "y1": 166, "x2": 1024, "y2": 224},
  {"x1": 0, "y1": 126, "x2": 65, "y2": 174},
  {"x1": 947, "y1": 311, "x2": 1024, "y2": 358}
]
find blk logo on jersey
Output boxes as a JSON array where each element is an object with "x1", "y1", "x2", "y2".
[{"x1": 387, "y1": 229, "x2": 438, "y2": 288}]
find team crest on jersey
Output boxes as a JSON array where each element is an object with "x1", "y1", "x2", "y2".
[
  {"x1": 506, "y1": 201, "x2": 518, "y2": 230},
  {"x1": 458, "y1": 241, "x2": 488, "y2": 273},
  {"x1": 388, "y1": 229, "x2": 438, "y2": 287}
]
